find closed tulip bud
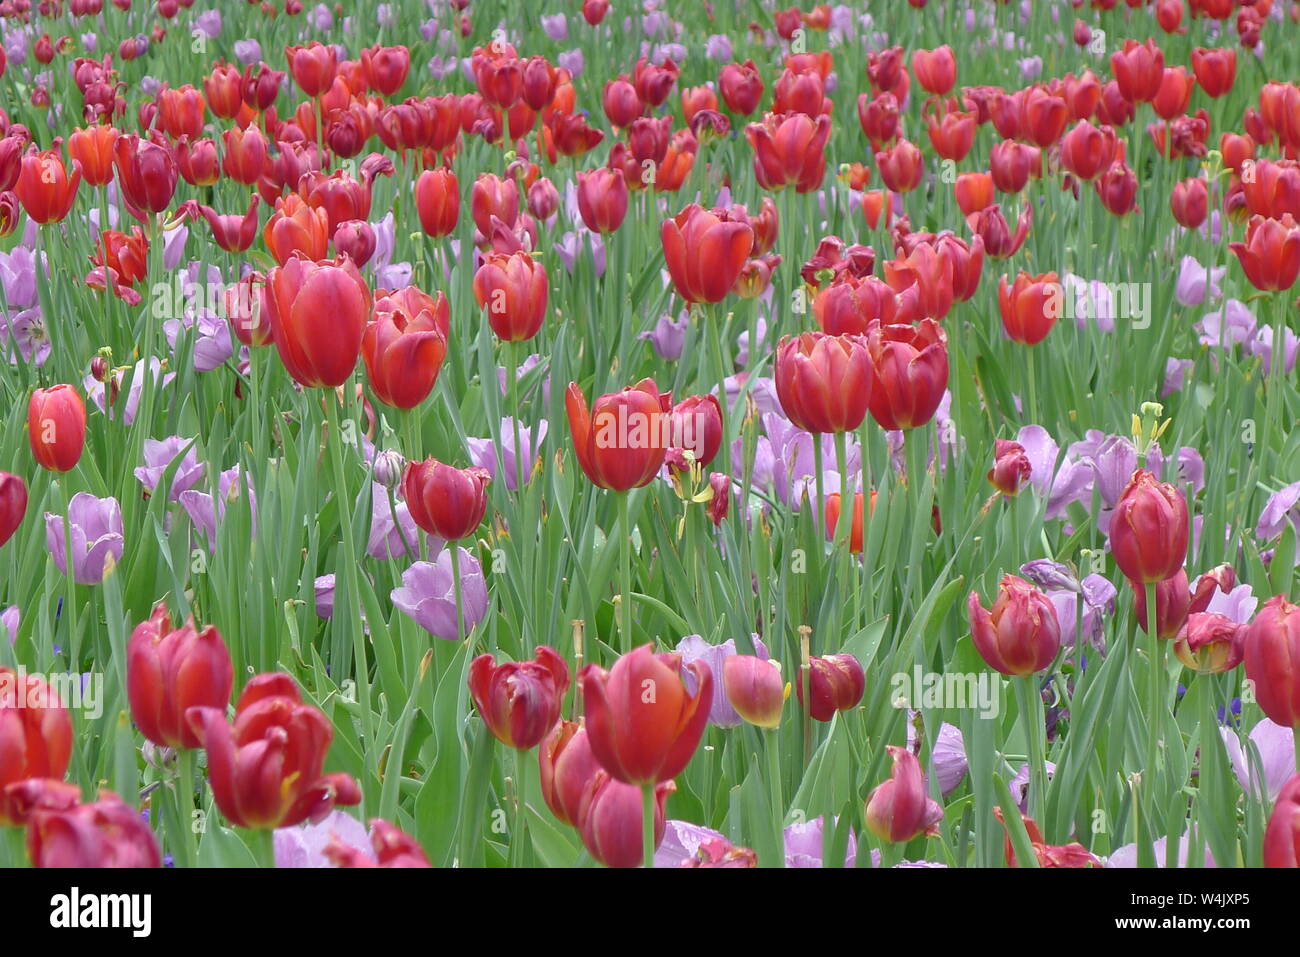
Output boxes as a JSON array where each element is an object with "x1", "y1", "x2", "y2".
[
  {"x1": 864, "y1": 318, "x2": 949, "y2": 431},
  {"x1": 1191, "y1": 47, "x2": 1235, "y2": 99},
  {"x1": 1110, "y1": 38, "x2": 1164, "y2": 104},
  {"x1": 469, "y1": 646, "x2": 570, "y2": 750},
  {"x1": 733, "y1": 254, "x2": 779, "y2": 299},
  {"x1": 857, "y1": 91, "x2": 900, "y2": 148},
  {"x1": 998, "y1": 271, "x2": 1062, "y2": 345},
  {"x1": 988, "y1": 439, "x2": 1032, "y2": 496},
  {"x1": 1171, "y1": 178, "x2": 1209, "y2": 230},
  {"x1": 263, "y1": 253, "x2": 372, "y2": 388},
  {"x1": 67, "y1": 125, "x2": 117, "y2": 187},
  {"x1": 204, "y1": 62, "x2": 244, "y2": 118},
  {"x1": 414, "y1": 167, "x2": 460, "y2": 237},
  {"x1": 112, "y1": 133, "x2": 177, "y2": 215},
  {"x1": 176, "y1": 136, "x2": 220, "y2": 187},
  {"x1": 968, "y1": 575, "x2": 1061, "y2": 676},
  {"x1": 1132, "y1": 569, "x2": 1191, "y2": 639},
  {"x1": 1174, "y1": 612, "x2": 1244, "y2": 674},
  {"x1": 27, "y1": 792, "x2": 162, "y2": 867},
  {"x1": 577, "y1": 167, "x2": 628, "y2": 234},
  {"x1": 774, "y1": 331, "x2": 872, "y2": 434},
  {"x1": 403, "y1": 459, "x2": 490, "y2": 541},
  {"x1": 719, "y1": 60, "x2": 764, "y2": 116},
  {"x1": 473, "y1": 251, "x2": 548, "y2": 342},
  {"x1": 1059, "y1": 120, "x2": 1118, "y2": 182},
  {"x1": 0, "y1": 667, "x2": 73, "y2": 826},
  {"x1": 865, "y1": 746, "x2": 945, "y2": 843},
  {"x1": 707, "y1": 472, "x2": 731, "y2": 526},
  {"x1": 187, "y1": 673, "x2": 362, "y2": 830},
  {"x1": 0, "y1": 471, "x2": 27, "y2": 548},
  {"x1": 580, "y1": 644, "x2": 712, "y2": 785},
  {"x1": 912, "y1": 45, "x2": 956, "y2": 96},
  {"x1": 28, "y1": 385, "x2": 86, "y2": 473},
  {"x1": 566, "y1": 378, "x2": 671, "y2": 491},
  {"x1": 661, "y1": 203, "x2": 754, "y2": 303},
  {"x1": 825, "y1": 490, "x2": 876, "y2": 553},
  {"x1": 1152, "y1": 67, "x2": 1195, "y2": 121},
  {"x1": 723, "y1": 655, "x2": 785, "y2": 729},
  {"x1": 360, "y1": 288, "x2": 447, "y2": 410},
  {"x1": 954, "y1": 172, "x2": 994, "y2": 217},
  {"x1": 14, "y1": 147, "x2": 81, "y2": 224},
  {"x1": 746, "y1": 111, "x2": 833, "y2": 194},
  {"x1": 1244, "y1": 596, "x2": 1300, "y2": 728},
  {"x1": 602, "y1": 77, "x2": 643, "y2": 129},
  {"x1": 794, "y1": 653, "x2": 865, "y2": 721},
  {"x1": 1230, "y1": 214, "x2": 1300, "y2": 292},
  {"x1": 221, "y1": 125, "x2": 268, "y2": 185},
  {"x1": 362, "y1": 44, "x2": 410, "y2": 98},
  {"x1": 1095, "y1": 162, "x2": 1139, "y2": 217},
  {"x1": 665, "y1": 394, "x2": 722, "y2": 470},
  {"x1": 539, "y1": 719, "x2": 603, "y2": 826},
  {"x1": 526, "y1": 177, "x2": 559, "y2": 221},
  {"x1": 156, "y1": 84, "x2": 206, "y2": 139},
  {"x1": 285, "y1": 42, "x2": 337, "y2": 97},
  {"x1": 1110, "y1": 470, "x2": 1189, "y2": 584},
  {"x1": 1263, "y1": 776, "x2": 1300, "y2": 867},
  {"x1": 126, "y1": 603, "x2": 233, "y2": 750},
  {"x1": 581, "y1": 0, "x2": 609, "y2": 24},
  {"x1": 875, "y1": 138, "x2": 923, "y2": 193},
  {"x1": 578, "y1": 771, "x2": 673, "y2": 867}
]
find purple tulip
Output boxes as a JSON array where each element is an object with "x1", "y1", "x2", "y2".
[
  {"x1": 467, "y1": 418, "x2": 548, "y2": 491},
  {"x1": 1106, "y1": 833, "x2": 1215, "y2": 868},
  {"x1": 704, "y1": 34, "x2": 732, "y2": 61},
  {"x1": 1257, "y1": 480, "x2": 1300, "y2": 541},
  {"x1": 722, "y1": 374, "x2": 780, "y2": 420},
  {"x1": 1245, "y1": 324, "x2": 1300, "y2": 376},
  {"x1": 392, "y1": 548, "x2": 487, "y2": 641},
  {"x1": 179, "y1": 467, "x2": 256, "y2": 549},
  {"x1": 541, "y1": 13, "x2": 568, "y2": 41},
  {"x1": 1162, "y1": 358, "x2": 1194, "y2": 396},
  {"x1": 0, "y1": 246, "x2": 42, "y2": 310},
  {"x1": 784, "y1": 816, "x2": 857, "y2": 868},
  {"x1": 2, "y1": 605, "x2": 17, "y2": 645},
  {"x1": 195, "y1": 10, "x2": 222, "y2": 38},
  {"x1": 639, "y1": 311, "x2": 689, "y2": 361},
  {"x1": 45, "y1": 493, "x2": 124, "y2": 585},
  {"x1": 654, "y1": 820, "x2": 755, "y2": 867},
  {"x1": 274, "y1": 810, "x2": 370, "y2": 868},
  {"x1": 2, "y1": 308, "x2": 50, "y2": 366},
  {"x1": 1221, "y1": 719, "x2": 1296, "y2": 803},
  {"x1": 163, "y1": 310, "x2": 235, "y2": 373},
  {"x1": 83, "y1": 357, "x2": 174, "y2": 425},
  {"x1": 1010, "y1": 760, "x2": 1056, "y2": 813},
  {"x1": 365, "y1": 482, "x2": 432, "y2": 561},
  {"x1": 1175, "y1": 255, "x2": 1224, "y2": 307},
  {"x1": 906, "y1": 719, "x2": 968, "y2": 797},
  {"x1": 675, "y1": 634, "x2": 769, "y2": 728},
  {"x1": 134, "y1": 436, "x2": 204, "y2": 501},
  {"x1": 557, "y1": 49, "x2": 584, "y2": 78},
  {"x1": 234, "y1": 39, "x2": 261, "y2": 65}
]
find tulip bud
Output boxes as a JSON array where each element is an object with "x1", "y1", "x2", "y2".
[
  {"x1": 1109, "y1": 470, "x2": 1189, "y2": 584},
  {"x1": 1263, "y1": 776, "x2": 1300, "y2": 867},
  {"x1": 968, "y1": 575, "x2": 1061, "y2": 676},
  {"x1": 794, "y1": 652, "x2": 865, "y2": 721},
  {"x1": 723, "y1": 655, "x2": 785, "y2": 729},
  {"x1": 468, "y1": 646, "x2": 570, "y2": 750},
  {"x1": 988, "y1": 439, "x2": 1032, "y2": 496},
  {"x1": 28, "y1": 384, "x2": 87, "y2": 473},
  {"x1": 577, "y1": 772, "x2": 673, "y2": 868},
  {"x1": 1243, "y1": 596, "x2": 1300, "y2": 729},
  {"x1": 402, "y1": 459, "x2": 490, "y2": 541},
  {"x1": 0, "y1": 471, "x2": 28, "y2": 548},
  {"x1": 539, "y1": 719, "x2": 603, "y2": 826},
  {"x1": 864, "y1": 746, "x2": 944, "y2": 842},
  {"x1": 706, "y1": 472, "x2": 730, "y2": 526},
  {"x1": 372, "y1": 449, "x2": 405, "y2": 490}
]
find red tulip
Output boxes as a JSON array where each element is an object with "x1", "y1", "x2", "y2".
[
  {"x1": 813, "y1": 275, "x2": 899, "y2": 334},
  {"x1": 1109, "y1": 470, "x2": 1189, "y2": 583},
  {"x1": 865, "y1": 746, "x2": 944, "y2": 842},
  {"x1": 988, "y1": 439, "x2": 1032, "y2": 496},
  {"x1": 403, "y1": 459, "x2": 490, "y2": 541},
  {"x1": 935, "y1": 234, "x2": 984, "y2": 303},
  {"x1": 0, "y1": 472, "x2": 26, "y2": 548},
  {"x1": 242, "y1": 62, "x2": 285, "y2": 111},
  {"x1": 27, "y1": 792, "x2": 162, "y2": 867},
  {"x1": 92, "y1": 226, "x2": 149, "y2": 287},
  {"x1": 1191, "y1": 47, "x2": 1235, "y2": 98},
  {"x1": 263, "y1": 253, "x2": 372, "y2": 388},
  {"x1": 707, "y1": 472, "x2": 731, "y2": 527},
  {"x1": 1264, "y1": 776, "x2": 1300, "y2": 867},
  {"x1": 187, "y1": 673, "x2": 362, "y2": 829},
  {"x1": 566, "y1": 378, "x2": 671, "y2": 491},
  {"x1": 325, "y1": 819, "x2": 431, "y2": 868},
  {"x1": 1170, "y1": 177, "x2": 1209, "y2": 230},
  {"x1": 472, "y1": 251, "x2": 548, "y2": 342},
  {"x1": 968, "y1": 575, "x2": 1061, "y2": 676},
  {"x1": 126, "y1": 602, "x2": 233, "y2": 750},
  {"x1": 577, "y1": 167, "x2": 628, "y2": 234},
  {"x1": 362, "y1": 44, "x2": 410, "y2": 98},
  {"x1": 1110, "y1": 38, "x2": 1164, "y2": 104},
  {"x1": 414, "y1": 167, "x2": 459, "y2": 237},
  {"x1": 772, "y1": 68, "x2": 828, "y2": 117},
  {"x1": 14, "y1": 148, "x2": 80, "y2": 223},
  {"x1": 577, "y1": 771, "x2": 673, "y2": 867},
  {"x1": 912, "y1": 45, "x2": 956, "y2": 96},
  {"x1": 1230, "y1": 214, "x2": 1300, "y2": 292},
  {"x1": 113, "y1": 133, "x2": 177, "y2": 215},
  {"x1": 632, "y1": 56, "x2": 678, "y2": 109},
  {"x1": 793, "y1": 653, "x2": 865, "y2": 721},
  {"x1": 998, "y1": 271, "x2": 1061, "y2": 345},
  {"x1": 1132, "y1": 568, "x2": 1191, "y2": 639},
  {"x1": 539, "y1": 719, "x2": 603, "y2": 826},
  {"x1": 602, "y1": 77, "x2": 643, "y2": 129},
  {"x1": 773, "y1": 331, "x2": 872, "y2": 434},
  {"x1": 1240, "y1": 159, "x2": 1300, "y2": 221},
  {"x1": 263, "y1": 193, "x2": 330, "y2": 265},
  {"x1": 67, "y1": 125, "x2": 117, "y2": 186},
  {"x1": 176, "y1": 136, "x2": 220, "y2": 186},
  {"x1": 0, "y1": 779, "x2": 80, "y2": 830},
  {"x1": 681, "y1": 85, "x2": 718, "y2": 124},
  {"x1": 285, "y1": 42, "x2": 337, "y2": 98},
  {"x1": 28, "y1": 385, "x2": 86, "y2": 473},
  {"x1": 156, "y1": 84, "x2": 206, "y2": 139},
  {"x1": 204, "y1": 62, "x2": 244, "y2": 118},
  {"x1": 185, "y1": 196, "x2": 260, "y2": 253},
  {"x1": 824, "y1": 490, "x2": 874, "y2": 553},
  {"x1": 1059, "y1": 120, "x2": 1118, "y2": 181},
  {"x1": 723, "y1": 656, "x2": 785, "y2": 729},
  {"x1": 361, "y1": 287, "x2": 448, "y2": 410},
  {"x1": 665, "y1": 394, "x2": 723, "y2": 470},
  {"x1": 527, "y1": 178, "x2": 560, "y2": 221},
  {"x1": 882, "y1": 240, "x2": 955, "y2": 319},
  {"x1": 581, "y1": 0, "x2": 609, "y2": 24},
  {"x1": 0, "y1": 666, "x2": 73, "y2": 826},
  {"x1": 470, "y1": 172, "x2": 519, "y2": 236},
  {"x1": 954, "y1": 172, "x2": 994, "y2": 217},
  {"x1": 925, "y1": 107, "x2": 976, "y2": 162},
  {"x1": 875, "y1": 138, "x2": 923, "y2": 193},
  {"x1": 1095, "y1": 162, "x2": 1139, "y2": 216},
  {"x1": 857, "y1": 92, "x2": 900, "y2": 148},
  {"x1": 660, "y1": 203, "x2": 753, "y2": 303},
  {"x1": 221, "y1": 125, "x2": 268, "y2": 185},
  {"x1": 1152, "y1": 67, "x2": 1195, "y2": 121},
  {"x1": 1019, "y1": 87, "x2": 1069, "y2": 147},
  {"x1": 719, "y1": 60, "x2": 764, "y2": 116},
  {"x1": 580, "y1": 644, "x2": 712, "y2": 785},
  {"x1": 1174, "y1": 613, "x2": 1244, "y2": 674},
  {"x1": 864, "y1": 318, "x2": 949, "y2": 431},
  {"x1": 469, "y1": 646, "x2": 570, "y2": 750},
  {"x1": 1243, "y1": 596, "x2": 1300, "y2": 728},
  {"x1": 745, "y1": 111, "x2": 832, "y2": 194}
]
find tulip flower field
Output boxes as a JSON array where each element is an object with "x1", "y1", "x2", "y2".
[{"x1": 1, "y1": 0, "x2": 1299, "y2": 879}]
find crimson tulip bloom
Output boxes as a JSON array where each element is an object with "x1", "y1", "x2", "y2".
[
  {"x1": 998, "y1": 271, "x2": 1062, "y2": 345},
  {"x1": 566, "y1": 378, "x2": 671, "y2": 491},
  {"x1": 1264, "y1": 776, "x2": 1300, "y2": 868},
  {"x1": 1019, "y1": 87, "x2": 1069, "y2": 148},
  {"x1": 968, "y1": 575, "x2": 1061, "y2": 676},
  {"x1": 28, "y1": 385, "x2": 86, "y2": 473},
  {"x1": 954, "y1": 172, "x2": 994, "y2": 217},
  {"x1": 1110, "y1": 38, "x2": 1164, "y2": 103},
  {"x1": 1152, "y1": 67, "x2": 1195, "y2": 121},
  {"x1": 0, "y1": 779, "x2": 80, "y2": 830},
  {"x1": 402, "y1": 459, "x2": 490, "y2": 541},
  {"x1": 1191, "y1": 47, "x2": 1235, "y2": 98},
  {"x1": 187, "y1": 196, "x2": 261, "y2": 253},
  {"x1": 912, "y1": 45, "x2": 956, "y2": 96},
  {"x1": 660, "y1": 203, "x2": 753, "y2": 304},
  {"x1": 925, "y1": 108, "x2": 976, "y2": 162},
  {"x1": 362, "y1": 44, "x2": 410, "y2": 97},
  {"x1": 1131, "y1": 569, "x2": 1191, "y2": 639},
  {"x1": 577, "y1": 772, "x2": 673, "y2": 868},
  {"x1": 187, "y1": 673, "x2": 361, "y2": 830},
  {"x1": 0, "y1": 667, "x2": 73, "y2": 826},
  {"x1": 633, "y1": 56, "x2": 679, "y2": 108},
  {"x1": 773, "y1": 332, "x2": 871, "y2": 434},
  {"x1": 470, "y1": 172, "x2": 519, "y2": 236},
  {"x1": 361, "y1": 287, "x2": 448, "y2": 409},
  {"x1": 285, "y1": 42, "x2": 338, "y2": 97},
  {"x1": 469, "y1": 646, "x2": 571, "y2": 750},
  {"x1": 988, "y1": 439, "x2": 1032, "y2": 496},
  {"x1": 14, "y1": 148, "x2": 81, "y2": 224},
  {"x1": 580, "y1": 644, "x2": 712, "y2": 785},
  {"x1": 27, "y1": 792, "x2": 162, "y2": 867},
  {"x1": 472, "y1": 251, "x2": 549, "y2": 342},
  {"x1": 92, "y1": 227, "x2": 149, "y2": 287},
  {"x1": 1059, "y1": 120, "x2": 1118, "y2": 181},
  {"x1": 204, "y1": 62, "x2": 244, "y2": 118},
  {"x1": 1170, "y1": 177, "x2": 1209, "y2": 230},
  {"x1": 0, "y1": 471, "x2": 26, "y2": 548},
  {"x1": 67, "y1": 125, "x2": 117, "y2": 186},
  {"x1": 263, "y1": 194, "x2": 330, "y2": 266},
  {"x1": 865, "y1": 746, "x2": 944, "y2": 843},
  {"x1": 793, "y1": 653, "x2": 865, "y2": 721},
  {"x1": 177, "y1": 136, "x2": 220, "y2": 187},
  {"x1": 1095, "y1": 161, "x2": 1139, "y2": 216},
  {"x1": 719, "y1": 60, "x2": 763, "y2": 116},
  {"x1": 221, "y1": 125, "x2": 268, "y2": 185},
  {"x1": 539, "y1": 719, "x2": 603, "y2": 826},
  {"x1": 242, "y1": 62, "x2": 285, "y2": 111},
  {"x1": 857, "y1": 91, "x2": 900, "y2": 148},
  {"x1": 126, "y1": 603, "x2": 234, "y2": 750},
  {"x1": 577, "y1": 167, "x2": 628, "y2": 234},
  {"x1": 414, "y1": 167, "x2": 460, "y2": 237},
  {"x1": 1240, "y1": 160, "x2": 1300, "y2": 221},
  {"x1": 1109, "y1": 470, "x2": 1189, "y2": 584},
  {"x1": 1230, "y1": 214, "x2": 1300, "y2": 292},
  {"x1": 875, "y1": 138, "x2": 923, "y2": 193},
  {"x1": 1243, "y1": 596, "x2": 1300, "y2": 729},
  {"x1": 745, "y1": 111, "x2": 832, "y2": 194},
  {"x1": 326, "y1": 819, "x2": 431, "y2": 868},
  {"x1": 156, "y1": 84, "x2": 206, "y2": 139},
  {"x1": 113, "y1": 133, "x2": 178, "y2": 215},
  {"x1": 813, "y1": 275, "x2": 899, "y2": 334},
  {"x1": 864, "y1": 318, "x2": 949, "y2": 431},
  {"x1": 263, "y1": 253, "x2": 372, "y2": 388},
  {"x1": 602, "y1": 77, "x2": 644, "y2": 128}
]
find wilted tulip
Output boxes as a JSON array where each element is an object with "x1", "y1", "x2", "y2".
[
  {"x1": 794, "y1": 653, "x2": 865, "y2": 721},
  {"x1": 864, "y1": 746, "x2": 944, "y2": 843},
  {"x1": 1174, "y1": 613, "x2": 1244, "y2": 674},
  {"x1": 469, "y1": 646, "x2": 570, "y2": 750},
  {"x1": 968, "y1": 575, "x2": 1061, "y2": 676}
]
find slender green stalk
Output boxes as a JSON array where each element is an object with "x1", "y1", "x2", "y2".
[
  {"x1": 1018, "y1": 675, "x2": 1046, "y2": 823},
  {"x1": 1144, "y1": 579, "x2": 1161, "y2": 865},
  {"x1": 618, "y1": 491, "x2": 633, "y2": 651},
  {"x1": 174, "y1": 748, "x2": 197, "y2": 869},
  {"x1": 449, "y1": 542, "x2": 466, "y2": 642},
  {"x1": 508, "y1": 339, "x2": 525, "y2": 495},
  {"x1": 641, "y1": 783, "x2": 656, "y2": 869},
  {"x1": 511, "y1": 747, "x2": 528, "y2": 868}
]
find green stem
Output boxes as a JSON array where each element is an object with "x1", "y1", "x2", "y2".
[
  {"x1": 618, "y1": 492, "x2": 633, "y2": 651},
  {"x1": 509, "y1": 340, "x2": 525, "y2": 495},
  {"x1": 175, "y1": 748, "x2": 197, "y2": 869},
  {"x1": 511, "y1": 747, "x2": 528, "y2": 868},
  {"x1": 1143, "y1": 579, "x2": 1161, "y2": 865},
  {"x1": 765, "y1": 728, "x2": 784, "y2": 867},
  {"x1": 241, "y1": 826, "x2": 276, "y2": 868},
  {"x1": 708, "y1": 303, "x2": 732, "y2": 474},
  {"x1": 1025, "y1": 344, "x2": 1039, "y2": 425},
  {"x1": 641, "y1": 783, "x2": 656, "y2": 869},
  {"x1": 0, "y1": 826, "x2": 27, "y2": 867},
  {"x1": 1019, "y1": 675, "x2": 1046, "y2": 824},
  {"x1": 449, "y1": 542, "x2": 466, "y2": 642}
]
